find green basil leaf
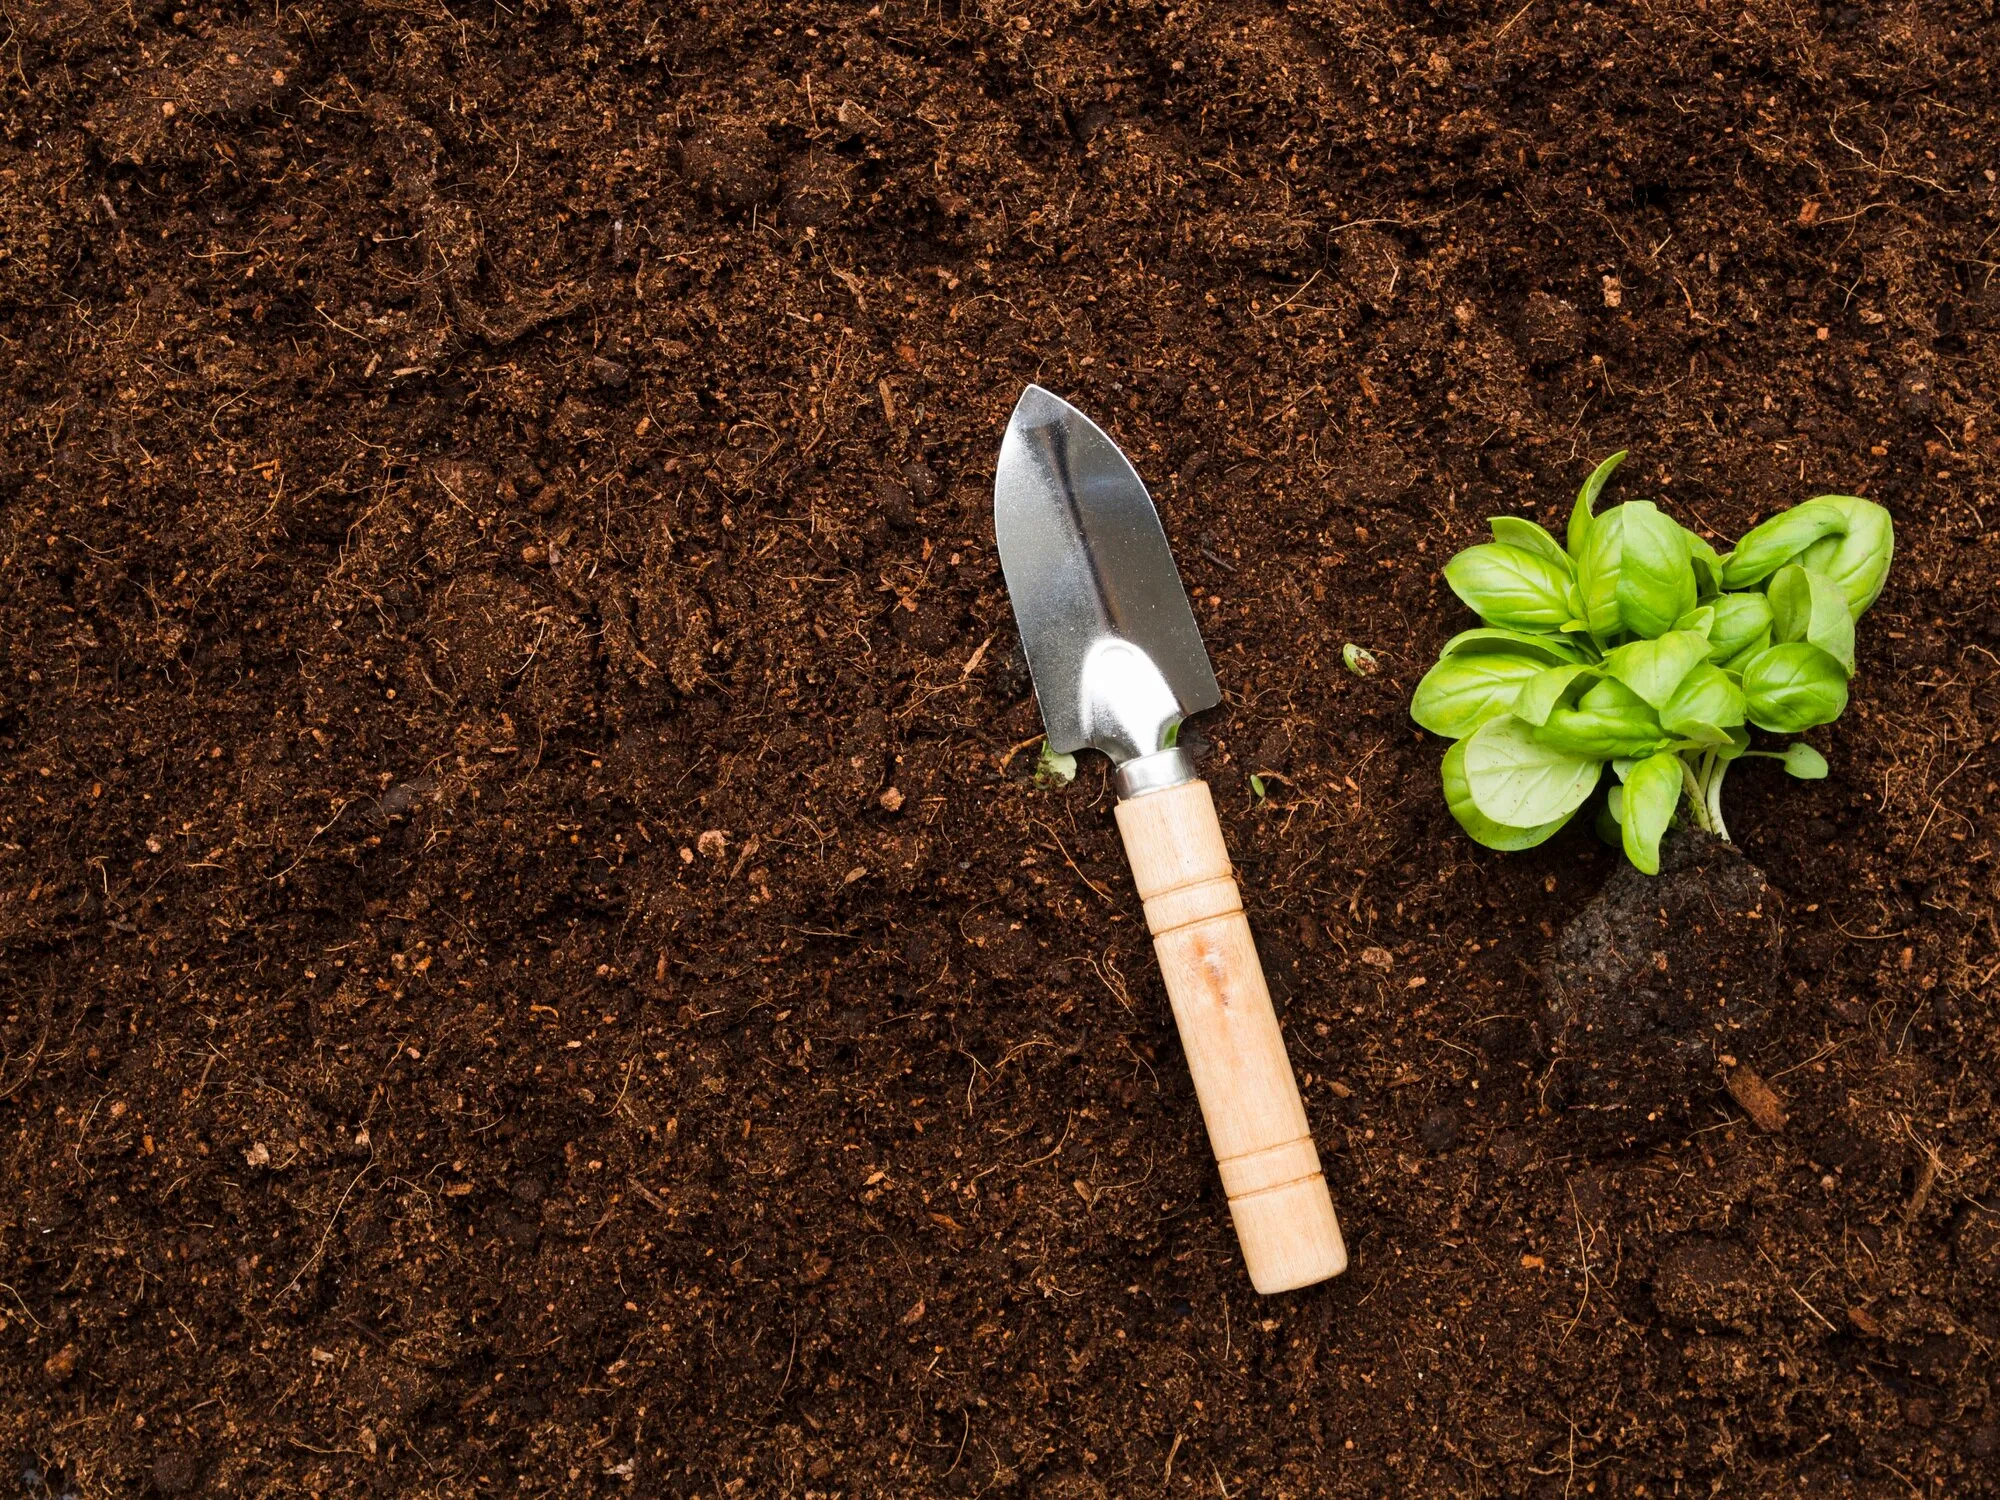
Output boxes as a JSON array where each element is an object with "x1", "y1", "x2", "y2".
[
  {"x1": 1440, "y1": 627, "x2": 1587, "y2": 665},
  {"x1": 1782, "y1": 742, "x2": 1830, "y2": 779},
  {"x1": 1795, "y1": 495, "x2": 1894, "y2": 618},
  {"x1": 1515, "y1": 664, "x2": 1600, "y2": 727},
  {"x1": 1707, "y1": 592, "x2": 1775, "y2": 664},
  {"x1": 1576, "y1": 502, "x2": 1697, "y2": 644},
  {"x1": 1673, "y1": 722, "x2": 1736, "y2": 749},
  {"x1": 1576, "y1": 505, "x2": 1627, "y2": 643},
  {"x1": 1740, "y1": 642, "x2": 1850, "y2": 732},
  {"x1": 1602, "y1": 629, "x2": 1710, "y2": 710},
  {"x1": 1619, "y1": 750, "x2": 1684, "y2": 876},
  {"x1": 1719, "y1": 629, "x2": 1774, "y2": 676},
  {"x1": 1659, "y1": 662, "x2": 1747, "y2": 738},
  {"x1": 1718, "y1": 499, "x2": 1847, "y2": 589},
  {"x1": 1410, "y1": 651, "x2": 1547, "y2": 738},
  {"x1": 1535, "y1": 676, "x2": 1671, "y2": 759},
  {"x1": 1568, "y1": 450, "x2": 1627, "y2": 560},
  {"x1": 1441, "y1": 737, "x2": 1575, "y2": 851},
  {"x1": 1462, "y1": 714, "x2": 1604, "y2": 828},
  {"x1": 1615, "y1": 501, "x2": 1698, "y2": 639},
  {"x1": 1720, "y1": 725, "x2": 1753, "y2": 760},
  {"x1": 1443, "y1": 543, "x2": 1579, "y2": 630},
  {"x1": 1768, "y1": 564, "x2": 1856, "y2": 674},
  {"x1": 1683, "y1": 527, "x2": 1724, "y2": 599},
  {"x1": 1595, "y1": 794, "x2": 1622, "y2": 848},
  {"x1": 1489, "y1": 516, "x2": 1573, "y2": 571},
  {"x1": 1673, "y1": 604, "x2": 1716, "y2": 639}
]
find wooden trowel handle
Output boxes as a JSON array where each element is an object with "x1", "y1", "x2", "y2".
[{"x1": 1114, "y1": 778, "x2": 1347, "y2": 1294}]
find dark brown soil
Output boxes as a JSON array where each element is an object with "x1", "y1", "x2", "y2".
[
  {"x1": 4, "y1": 1, "x2": 1998, "y2": 1495},
  {"x1": 1542, "y1": 829, "x2": 1783, "y2": 1149}
]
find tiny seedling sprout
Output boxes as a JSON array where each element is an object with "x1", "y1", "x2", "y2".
[{"x1": 1033, "y1": 741, "x2": 1078, "y2": 788}]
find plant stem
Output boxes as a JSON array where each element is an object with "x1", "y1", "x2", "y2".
[
  {"x1": 1706, "y1": 753, "x2": 1730, "y2": 843},
  {"x1": 1677, "y1": 750, "x2": 1733, "y2": 842},
  {"x1": 1679, "y1": 753, "x2": 1711, "y2": 833}
]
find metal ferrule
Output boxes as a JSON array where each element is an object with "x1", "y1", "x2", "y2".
[{"x1": 1113, "y1": 746, "x2": 1196, "y2": 801}]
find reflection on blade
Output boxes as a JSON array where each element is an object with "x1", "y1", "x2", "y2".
[{"x1": 993, "y1": 386, "x2": 1219, "y2": 761}]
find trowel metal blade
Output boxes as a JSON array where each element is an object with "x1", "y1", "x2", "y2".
[{"x1": 993, "y1": 385, "x2": 1220, "y2": 760}]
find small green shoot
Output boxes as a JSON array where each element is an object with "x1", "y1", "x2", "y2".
[
  {"x1": 1249, "y1": 774, "x2": 1269, "y2": 802},
  {"x1": 1033, "y1": 741, "x2": 1077, "y2": 788},
  {"x1": 1410, "y1": 454, "x2": 1891, "y2": 874},
  {"x1": 1342, "y1": 643, "x2": 1379, "y2": 677}
]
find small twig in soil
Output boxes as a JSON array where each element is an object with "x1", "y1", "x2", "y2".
[
  {"x1": 1033, "y1": 819, "x2": 1111, "y2": 904},
  {"x1": 1016, "y1": 1108, "x2": 1072, "y2": 1170},
  {"x1": 1557, "y1": 1177, "x2": 1596, "y2": 1352},
  {"x1": 1756, "y1": 1245, "x2": 1838, "y2": 1332},
  {"x1": 1086, "y1": 952, "x2": 1136, "y2": 1013},
  {"x1": 1494, "y1": 0, "x2": 1539, "y2": 38},
  {"x1": 277, "y1": 1158, "x2": 375, "y2": 1301},
  {"x1": 945, "y1": 1410, "x2": 970, "y2": 1477},
  {"x1": 0, "y1": 1281, "x2": 47, "y2": 1330}
]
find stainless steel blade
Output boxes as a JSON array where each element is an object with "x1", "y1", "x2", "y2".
[{"x1": 993, "y1": 385, "x2": 1220, "y2": 765}]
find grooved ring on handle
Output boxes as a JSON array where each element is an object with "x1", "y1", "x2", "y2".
[
  {"x1": 1141, "y1": 875, "x2": 1244, "y2": 938},
  {"x1": 1217, "y1": 1134, "x2": 1325, "y2": 1202}
]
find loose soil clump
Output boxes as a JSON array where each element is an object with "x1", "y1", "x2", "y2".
[{"x1": 1542, "y1": 831, "x2": 1782, "y2": 1148}]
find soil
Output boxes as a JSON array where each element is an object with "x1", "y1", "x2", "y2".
[
  {"x1": 3, "y1": 1, "x2": 1999, "y2": 1496},
  {"x1": 1542, "y1": 829, "x2": 1782, "y2": 1150}
]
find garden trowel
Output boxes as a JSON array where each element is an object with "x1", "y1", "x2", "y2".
[{"x1": 993, "y1": 385, "x2": 1347, "y2": 1294}]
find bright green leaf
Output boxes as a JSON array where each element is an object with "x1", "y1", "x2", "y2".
[
  {"x1": 1719, "y1": 499, "x2": 1847, "y2": 589},
  {"x1": 1441, "y1": 738, "x2": 1575, "y2": 851},
  {"x1": 1719, "y1": 630, "x2": 1774, "y2": 677},
  {"x1": 1576, "y1": 505, "x2": 1627, "y2": 642},
  {"x1": 1740, "y1": 643, "x2": 1850, "y2": 732},
  {"x1": 1595, "y1": 795, "x2": 1622, "y2": 847},
  {"x1": 1684, "y1": 527, "x2": 1724, "y2": 599},
  {"x1": 1769, "y1": 564, "x2": 1856, "y2": 674},
  {"x1": 1461, "y1": 715, "x2": 1604, "y2": 828},
  {"x1": 1718, "y1": 725, "x2": 1753, "y2": 761},
  {"x1": 1440, "y1": 627, "x2": 1587, "y2": 664},
  {"x1": 1673, "y1": 604, "x2": 1716, "y2": 639},
  {"x1": 1568, "y1": 450, "x2": 1627, "y2": 560},
  {"x1": 1707, "y1": 592, "x2": 1775, "y2": 664},
  {"x1": 1616, "y1": 501, "x2": 1699, "y2": 640},
  {"x1": 1577, "y1": 502, "x2": 1697, "y2": 644},
  {"x1": 1782, "y1": 742, "x2": 1830, "y2": 779},
  {"x1": 1795, "y1": 496, "x2": 1894, "y2": 617},
  {"x1": 1672, "y1": 722, "x2": 1737, "y2": 749},
  {"x1": 1410, "y1": 651, "x2": 1547, "y2": 738},
  {"x1": 1660, "y1": 662, "x2": 1747, "y2": 738},
  {"x1": 1534, "y1": 676, "x2": 1671, "y2": 759},
  {"x1": 1490, "y1": 515, "x2": 1573, "y2": 570},
  {"x1": 1619, "y1": 750, "x2": 1683, "y2": 876},
  {"x1": 1603, "y1": 629, "x2": 1710, "y2": 710},
  {"x1": 1514, "y1": 664, "x2": 1599, "y2": 727},
  {"x1": 1443, "y1": 543, "x2": 1578, "y2": 630}
]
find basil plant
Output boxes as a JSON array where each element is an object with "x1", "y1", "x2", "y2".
[{"x1": 1411, "y1": 453, "x2": 1893, "y2": 874}]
